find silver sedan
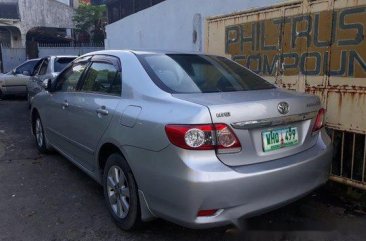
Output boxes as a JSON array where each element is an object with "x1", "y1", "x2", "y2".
[{"x1": 30, "y1": 50, "x2": 332, "y2": 230}]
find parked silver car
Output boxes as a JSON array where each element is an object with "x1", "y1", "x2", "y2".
[
  {"x1": 30, "y1": 50, "x2": 332, "y2": 230},
  {"x1": 0, "y1": 59, "x2": 41, "y2": 98},
  {"x1": 27, "y1": 56, "x2": 76, "y2": 105}
]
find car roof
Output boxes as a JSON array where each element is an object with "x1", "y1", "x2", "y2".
[
  {"x1": 83, "y1": 49, "x2": 208, "y2": 57},
  {"x1": 27, "y1": 58, "x2": 41, "y2": 62},
  {"x1": 45, "y1": 55, "x2": 78, "y2": 58}
]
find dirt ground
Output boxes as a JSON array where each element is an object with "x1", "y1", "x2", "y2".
[{"x1": 0, "y1": 99, "x2": 365, "y2": 241}]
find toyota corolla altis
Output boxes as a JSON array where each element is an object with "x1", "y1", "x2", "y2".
[{"x1": 30, "y1": 50, "x2": 332, "y2": 230}]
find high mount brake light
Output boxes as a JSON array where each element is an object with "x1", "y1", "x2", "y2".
[{"x1": 165, "y1": 124, "x2": 241, "y2": 153}]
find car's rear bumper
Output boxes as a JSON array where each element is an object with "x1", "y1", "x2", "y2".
[{"x1": 126, "y1": 130, "x2": 332, "y2": 229}]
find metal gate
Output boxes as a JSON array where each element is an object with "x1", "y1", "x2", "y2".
[
  {"x1": 206, "y1": 0, "x2": 366, "y2": 190},
  {"x1": 37, "y1": 42, "x2": 105, "y2": 58},
  {"x1": 0, "y1": 44, "x2": 26, "y2": 73}
]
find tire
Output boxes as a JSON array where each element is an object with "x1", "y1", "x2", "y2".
[
  {"x1": 27, "y1": 93, "x2": 31, "y2": 109},
  {"x1": 103, "y1": 153, "x2": 142, "y2": 231},
  {"x1": 33, "y1": 115, "x2": 48, "y2": 153}
]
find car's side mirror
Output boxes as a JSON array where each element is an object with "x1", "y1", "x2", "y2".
[
  {"x1": 43, "y1": 79, "x2": 52, "y2": 91},
  {"x1": 12, "y1": 69, "x2": 17, "y2": 75},
  {"x1": 22, "y1": 70, "x2": 30, "y2": 76}
]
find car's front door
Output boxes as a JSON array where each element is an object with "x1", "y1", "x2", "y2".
[
  {"x1": 63, "y1": 55, "x2": 122, "y2": 170},
  {"x1": 44, "y1": 58, "x2": 90, "y2": 167}
]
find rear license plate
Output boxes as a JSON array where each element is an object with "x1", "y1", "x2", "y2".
[{"x1": 262, "y1": 127, "x2": 299, "y2": 152}]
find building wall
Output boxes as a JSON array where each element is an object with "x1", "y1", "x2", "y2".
[
  {"x1": 0, "y1": 0, "x2": 75, "y2": 47},
  {"x1": 105, "y1": 0, "x2": 285, "y2": 51},
  {"x1": 18, "y1": 0, "x2": 75, "y2": 31}
]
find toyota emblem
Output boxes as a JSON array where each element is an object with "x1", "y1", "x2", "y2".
[{"x1": 278, "y1": 102, "x2": 289, "y2": 115}]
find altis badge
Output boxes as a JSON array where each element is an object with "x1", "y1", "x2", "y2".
[
  {"x1": 216, "y1": 112, "x2": 231, "y2": 118},
  {"x1": 306, "y1": 100, "x2": 321, "y2": 108}
]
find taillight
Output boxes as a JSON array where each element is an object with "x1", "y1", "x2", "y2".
[
  {"x1": 165, "y1": 124, "x2": 241, "y2": 153},
  {"x1": 197, "y1": 209, "x2": 218, "y2": 217},
  {"x1": 312, "y1": 108, "x2": 325, "y2": 133},
  {"x1": 214, "y1": 124, "x2": 242, "y2": 153},
  {"x1": 165, "y1": 124, "x2": 215, "y2": 150}
]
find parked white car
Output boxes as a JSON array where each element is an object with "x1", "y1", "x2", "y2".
[
  {"x1": 27, "y1": 56, "x2": 76, "y2": 105},
  {"x1": 0, "y1": 59, "x2": 41, "y2": 99}
]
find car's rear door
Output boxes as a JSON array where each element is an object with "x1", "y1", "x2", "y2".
[{"x1": 63, "y1": 55, "x2": 122, "y2": 170}]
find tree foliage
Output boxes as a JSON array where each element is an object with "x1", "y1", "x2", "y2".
[{"x1": 72, "y1": 3, "x2": 107, "y2": 43}]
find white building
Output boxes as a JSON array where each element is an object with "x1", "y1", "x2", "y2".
[{"x1": 105, "y1": 0, "x2": 285, "y2": 52}]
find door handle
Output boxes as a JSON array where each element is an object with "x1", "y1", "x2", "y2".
[
  {"x1": 62, "y1": 100, "x2": 69, "y2": 109},
  {"x1": 96, "y1": 106, "x2": 109, "y2": 116}
]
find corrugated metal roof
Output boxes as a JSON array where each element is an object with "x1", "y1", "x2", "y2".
[{"x1": 0, "y1": 3, "x2": 20, "y2": 20}]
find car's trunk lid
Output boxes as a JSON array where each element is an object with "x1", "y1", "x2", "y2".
[{"x1": 173, "y1": 88, "x2": 322, "y2": 166}]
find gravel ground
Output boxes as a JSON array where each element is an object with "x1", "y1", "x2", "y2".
[{"x1": 0, "y1": 99, "x2": 365, "y2": 241}]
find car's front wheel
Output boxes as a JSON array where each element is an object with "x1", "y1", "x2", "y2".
[{"x1": 103, "y1": 153, "x2": 141, "y2": 231}]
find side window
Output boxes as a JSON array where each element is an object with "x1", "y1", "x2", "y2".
[
  {"x1": 54, "y1": 57, "x2": 75, "y2": 73},
  {"x1": 32, "y1": 60, "x2": 44, "y2": 76},
  {"x1": 110, "y1": 72, "x2": 122, "y2": 95},
  {"x1": 38, "y1": 58, "x2": 49, "y2": 75},
  {"x1": 16, "y1": 60, "x2": 38, "y2": 75},
  {"x1": 54, "y1": 63, "x2": 87, "y2": 92},
  {"x1": 81, "y1": 62, "x2": 121, "y2": 95}
]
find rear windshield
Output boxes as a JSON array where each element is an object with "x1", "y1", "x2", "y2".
[
  {"x1": 138, "y1": 54, "x2": 274, "y2": 93},
  {"x1": 54, "y1": 57, "x2": 76, "y2": 72}
]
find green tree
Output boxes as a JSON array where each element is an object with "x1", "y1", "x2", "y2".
[{"x1": 72, "y1": 3, "x2": 107, "y2": 44}]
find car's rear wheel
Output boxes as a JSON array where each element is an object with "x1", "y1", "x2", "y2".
[
  {"x1": 103, "y1": 153, "x2": 141, "y2": 231},
  {"x1": 34, "y1": 115, "x2": 48, "y2": 153}
]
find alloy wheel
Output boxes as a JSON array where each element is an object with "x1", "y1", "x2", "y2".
[
  {"x1": 107, "y1": 165, "x2": 130, "y2": 219},
  {"x1": 35, "y1": 118, "x2": 44, "y2": 148}
]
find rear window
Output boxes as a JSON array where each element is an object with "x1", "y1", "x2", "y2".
[
  {"x1": 138, "y1": 54, "x2": 274, "y2": 93},
  {"x1": 54, "y1": 57, "x2": 76, "y2": 72}
]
